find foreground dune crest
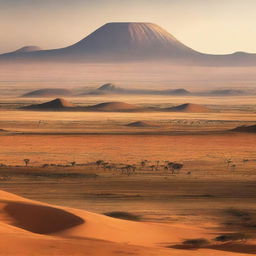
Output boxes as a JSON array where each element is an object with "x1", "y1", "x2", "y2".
[{"x1": 0, "y1": 189, "x2": 255, "y2": 255}]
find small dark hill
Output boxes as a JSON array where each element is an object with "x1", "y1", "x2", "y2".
[
  {"x1": 209, "y1": 89, "x2": 245, "y2": 96},
  {"x1": 126, "y1": 121, "x2": 156, "y2": 127},
  {"x1": 86, "y1": 83, "x2": 124, "y2": 95},
  {"x1": 231, "y1": 124, "x2": 256, "y2": 133},
  {"x1": 86, "y1": 101, "x2": 140, "y2": 112},
  {"x1": 22, "y1": 88, "x2": 72, "y2": 97},
  {"x1": 98, "y1": 83, "x2": 118, "y2": 91},
  {"x1": 13, "y1": 46, "x2": 42, "y2": 53},
  {"x1": 166, "y1": 103, "x2": 210, "y2": 113},
  {"x1": 163, "y1": 88, "x2": 191, "y2": 95},
  {"x1": 23, "y1": 98, "x2": 75, "y2": 110}
]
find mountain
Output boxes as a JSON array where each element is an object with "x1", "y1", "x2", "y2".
[
  {"x1": 162, "y1": 89, "x2": 190, "y2": 95},
  {"x1": 22, "y1": 88, "x2": 72, "y2": 97},
  {"x1": 1, "y1": 45, "x2": 41, "y2": 56},
  {"x1": 82, "y1": 83, "x2": 191, "y2": 96},
  {"x1": 86, "y1": 83, "x2": 124, "y2": 95},
  {"x1": 1, "y1": 22, "x2": 256, "y2": 65},
  {"x1": 98, "y1": 83, "x2": 117, "y2": 91},
  {"x1": 208, "y1": 89, "x2": 245, "y2": 96}
]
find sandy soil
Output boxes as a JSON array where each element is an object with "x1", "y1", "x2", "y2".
[
  {"x1": 0, "y1": 94, "x2": 256, "y2": 255},
  {"x1": 0, "y1": 189, "x2": 255, "y2": 256}
]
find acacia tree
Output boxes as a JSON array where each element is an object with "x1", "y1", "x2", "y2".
[
  {"x1": 96, "y1": 160, "x2": 104, "y2": 167},
  {"x1": 70, "y1": 161, "x2": 76, "y2": 167},
  {"x1": 167, "y1": 162, "x2": 183, "y2": 174},
  {"x1": 24, "y1": 159, "x2": 30, "y2": 167},
  {"x1": 140, "y1": 160, "x2": 148, "y2": 168}
]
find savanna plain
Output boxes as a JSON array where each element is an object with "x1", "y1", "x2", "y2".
[{"x1": 0, "y1": 89, "x2": 256, "y2": 256}]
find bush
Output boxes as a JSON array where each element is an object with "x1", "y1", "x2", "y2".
[
  {"x1": 182, "y1": 238, "x2": 210, "y2": 248},
  {"x1": 104, "y1": 211, "x2": 141, "y2": 221}
]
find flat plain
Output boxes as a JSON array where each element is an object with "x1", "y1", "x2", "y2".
[{"x1": 0, "y1": 93, "x2": 256, "y2": 255}]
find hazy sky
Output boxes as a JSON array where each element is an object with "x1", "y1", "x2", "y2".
[{"x1": 1, "y1": 0, "x2": 256, "y2": 54}]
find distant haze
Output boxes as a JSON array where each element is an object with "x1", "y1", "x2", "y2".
[{"x1": 1, "y1": 0, "x2": 256, "y2": 54}]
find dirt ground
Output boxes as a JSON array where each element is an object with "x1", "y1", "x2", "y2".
[{"x1": 0, "y1": 94, "x2": 256, "y2": 255}]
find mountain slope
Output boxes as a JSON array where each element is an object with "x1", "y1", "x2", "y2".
[{"x1": 1, "y1": 22, "x2": 256, "y2": 65}]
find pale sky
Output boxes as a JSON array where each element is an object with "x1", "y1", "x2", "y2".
[{"x1": 0, "y1": 0, "x2": 256, "y2": 54}]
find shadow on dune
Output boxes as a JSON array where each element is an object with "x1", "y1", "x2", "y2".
[
  {"x1": 1, "y1": 201, "x2": 84, "y2": 234},
  {"x1": 171, "y1": 243, "x2": 256, "y2": 254},
  {"x1": 207, "y1": 243, "x2": 256, "y2": 255}
]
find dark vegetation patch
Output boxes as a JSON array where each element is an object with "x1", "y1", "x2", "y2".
[
  {"x1": 177, "y1": 194, "x2": 215, "y2": 198},
  {"x1": 223, "y1": 208, "x2": 256, "y2": 236},
  {"x1": 214, "y1": 233, "x2": 250, "y2": 242},
  {"x1": 0, "y1": 169, "x2": 98, "y2": 179},
  {"x1": 89, "y1": 193, "x2": 142, "y2": 198},
  {"x1": 103, "y1": 211, "x2": 141, "y2": 221},
  {"x1": 170, "y1": 238, "x2": 210, "y2": 250},
  {"x1": 182, "y1": 238, "x2": 210, "y2": 248},
  {"x1": 206, "y1": 243, "x2": 256, "y2": 254}
]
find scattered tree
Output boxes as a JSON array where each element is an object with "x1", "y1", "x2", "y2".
[
  {"x1": 23, "y1": 159, "x2": 30, "y2": 167},
  {"x1": 70, "y1": 161, "x2": 76, "y2": 167},
  {"x1": 96, "y1": 160, "x2": 104, "y2": 167}
]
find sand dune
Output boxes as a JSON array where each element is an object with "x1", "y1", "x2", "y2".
[
  {"x1": 2, "y1": 201, "x2": 84, "y2": 234},
  {"x1": 126, "y1": 121, "x2": 156, "y2": 127},
  {"x1": 23, "y1": 98, "x2": 75, "y2": 110},
  {"x1": 0, "y1": 190, "x2": 254, "y2": 255},
  {"x1": 22, "y1": 88, "x2": 72, "y2": 98},
  {"x1": 231, "y1": 124, "x2": 256, "y2": 133},
  {"x1": 86, "y1": 101, "x2": 140, "y2": 112},
  {"x1": 166, "y1": 103, "x2": 210, "y2": 113}
]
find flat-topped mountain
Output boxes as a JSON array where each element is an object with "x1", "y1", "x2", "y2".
[
  {"x1": 1, "y1": 22, "x2": 256, "y2": 65},
  {"x1": 0, "y1": 22, "x2": 198, "y2": 62}
]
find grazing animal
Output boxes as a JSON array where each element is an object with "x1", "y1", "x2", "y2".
[{"x1": 226, "y1": 159, "x2": 232, "y2": 168}]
